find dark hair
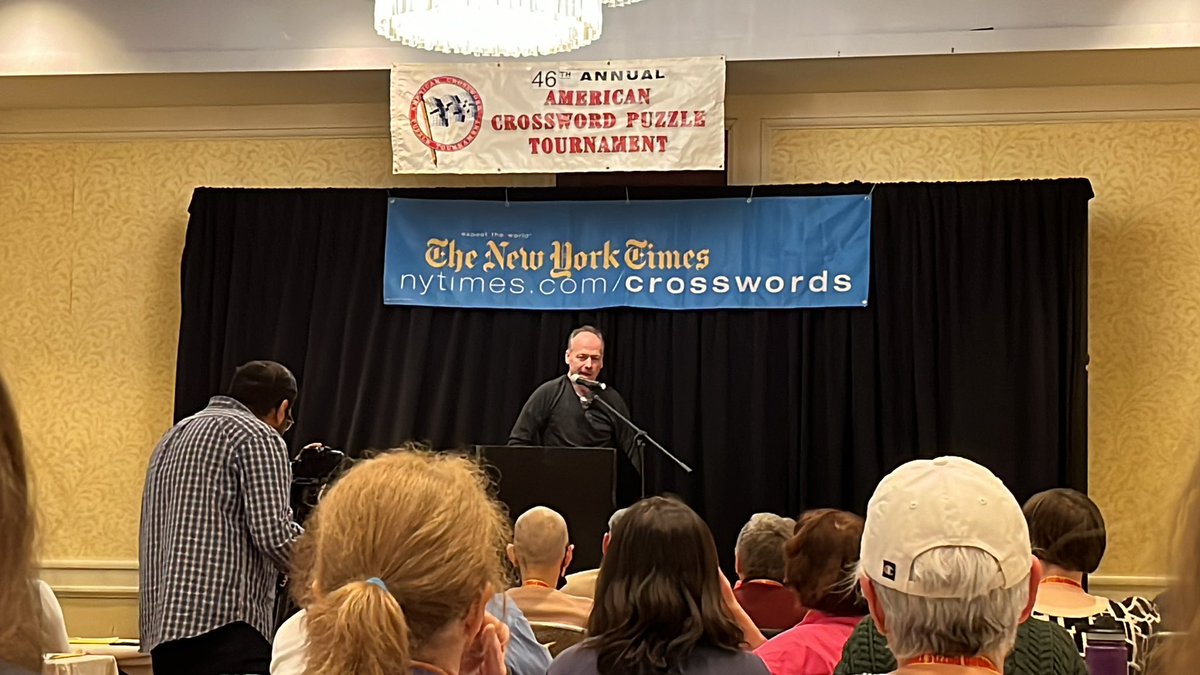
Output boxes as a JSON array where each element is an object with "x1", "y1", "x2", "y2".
[
  {"x1": 735, "y1": 513, "x2": 794, "y2": 582},
  {"x1": 227, "y1": 360, "x2": 297, "y2": 417},
  {"x1": 567, "y1": 325, "x2": 604, "y2": 351},
  {"x1": 784, "y1": 509, "x2": 867, "y2": 617},
  {"x1": 1023, "y1": 488, "x2": 1106, "y2": 574},
  {"x1": 586, "y1": 497, "x2": 743, "y2": 675}
]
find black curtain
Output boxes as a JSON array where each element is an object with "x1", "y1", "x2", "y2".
[{"x1": 175, "y1": 180, "x2": 1090, "y2": 570}]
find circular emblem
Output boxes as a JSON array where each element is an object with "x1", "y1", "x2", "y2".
[{"x1": 409, "y1": 76, "x2": 484, "y2": 153}]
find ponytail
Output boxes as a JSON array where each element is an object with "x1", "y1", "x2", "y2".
[{"x1": 303, "y1": 579, "x2": 411, "y2": 675}]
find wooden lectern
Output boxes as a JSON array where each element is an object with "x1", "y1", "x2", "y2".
[{"x1": 474, "y1": 445, "x2": 615, "y2": 571}]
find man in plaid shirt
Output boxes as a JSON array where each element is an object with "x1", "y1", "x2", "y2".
[{"x1": 139, "y1": 361, "x2": 304, "y2": 675}]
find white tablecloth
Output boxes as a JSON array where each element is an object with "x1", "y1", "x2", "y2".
[
  {"x1": 66, "y1": 644, "x2": 152, "y2": 675},
  {"x1": 42, "y1": 654, "x2": 118, "y2": 675}
]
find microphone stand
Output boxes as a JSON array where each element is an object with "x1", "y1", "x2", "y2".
[{"x1": 580, "y1": 384, "x2": 692, "y2": 499}]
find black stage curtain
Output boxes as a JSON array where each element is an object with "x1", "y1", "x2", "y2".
[{"x1": 175, "y1": 181, "x2": 1091, "y2": 568}]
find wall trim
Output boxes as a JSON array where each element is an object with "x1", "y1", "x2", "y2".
[
  {"x1": 0, "y1": 103, "x2": 391, "y2": 142},
  {"x1": 1089, "y1": 574, "x2": 1169, "y2": 600},
  {"x1": 721, "y1": 82, "x2": 1200, "y2": 184},
  {"x1": 41, "y1": 560, "x2": 139, "y2": 600}
]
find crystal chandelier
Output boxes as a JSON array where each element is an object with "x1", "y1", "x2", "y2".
[{"x1": 375, "y1": 0, "x2": 605, "y2": 58}]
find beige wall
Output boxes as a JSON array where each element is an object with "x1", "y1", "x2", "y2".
[
  {"x1": 725, "y1": 84, "x2": 1200, "y2": 593},
  {"x1": 2, "y1": 73, "x2": 1198, "y2": 634},
  {"x1": 0, "y1": 132, "x2": 548, "y2": 636}
]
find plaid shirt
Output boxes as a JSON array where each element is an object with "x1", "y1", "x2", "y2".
[{"x1": 139, "y1": 396, "x2": 302, "y2": 651}]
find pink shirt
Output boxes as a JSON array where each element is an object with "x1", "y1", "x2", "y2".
[{"x1": 753, "y1": 611, "x2": 863, "y2": 675}]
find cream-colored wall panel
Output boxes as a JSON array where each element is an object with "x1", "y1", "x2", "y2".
[
  {"x1": 767, "y1": 124, "x2": 986, "y2": 184},
  {"x1": 59, "y1": 598, "x2": 140, "y2": 639}
]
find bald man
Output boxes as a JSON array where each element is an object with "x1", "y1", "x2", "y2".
[{"x1": 505, "y1": 506, "x2": 593, "y2": 629}]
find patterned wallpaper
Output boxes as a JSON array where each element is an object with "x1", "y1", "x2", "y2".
[
  {"x1": 770, "y1": 119, "x2": 1200, "y2": 578},
  {"x1": 0, "y1": 137, "x2": 542, "y2": 561},
  {"x1": 1, "y1": 122, "x2": 1195, "y2": 579}
]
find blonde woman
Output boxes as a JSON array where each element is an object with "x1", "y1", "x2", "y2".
[
  {"x1": 274, "y1": 450, "x2": 513, "y2": 675},
  {"x1": 0, "y1": 372, "x2": 69, "y2": 674}
]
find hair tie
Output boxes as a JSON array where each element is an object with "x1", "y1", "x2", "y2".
[{"x1": 365, "y1": 577, "x2": 389, "y2": 592}]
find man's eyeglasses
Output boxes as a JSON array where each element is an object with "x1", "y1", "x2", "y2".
[{"x1": 282, "y1": 408, "x2": 295, "y2": 434}]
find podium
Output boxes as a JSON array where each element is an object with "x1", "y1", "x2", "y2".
[{"x1": 475, "y1": 445, "x2": 615, "y2": 570}]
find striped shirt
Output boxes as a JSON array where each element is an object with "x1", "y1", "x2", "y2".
[{"x1": 139, "y1": 396, "x2": 302, "y2": 651}]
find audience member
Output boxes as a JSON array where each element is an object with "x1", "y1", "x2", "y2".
[
  {"x1": 139, "y1": 360, "x2": 304, "y2": 675},
  {"x1": 0, "y1": 372, "x2": 69, "y2": 673},
  {"x1": 1024, "y1": 488, "x2": 1161, "y2": 671},
  {"x1": 273, "y1": 450, "x2": 513, "y2": 675},
  {"x1": 550, "y1": 496, "x2": 769, "y2": 675},
  {"x1": 755, "y1": 509, "x2": 865, "y2": 675},
  {"x1": 735, "y1": 512, "x2": 807, "y2": 632},
  {"x1": 832, "y1": 615, "x2": 1086, "y2": 675},
  {"x1": 1145, "y1": 449, "x2": 1200, "y2": 674},
  {"x1": 506, "y1": 506, "x2": 593, "y2": 629},
  {"x1": 561, "y1": 508, "x2": 628, "y2": 600},
  {"x1": 853, "y1": 456, "x2": 1043, "y2": 675}
]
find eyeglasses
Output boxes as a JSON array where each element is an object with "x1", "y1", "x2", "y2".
[{"x1": 282, "y1": 408, "x2": 295, "y2": 434}]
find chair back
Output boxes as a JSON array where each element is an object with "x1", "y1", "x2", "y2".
[{"x1": 529, "y1": 622, "x2": 587, "y2": 657}]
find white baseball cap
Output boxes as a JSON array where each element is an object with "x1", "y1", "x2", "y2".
[{"x1": 860, "y1": 456, "x2": 1032, "y2": 598}]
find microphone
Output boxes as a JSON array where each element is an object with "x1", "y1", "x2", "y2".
[{"x1": 569, "y1": 373, "x2": 607, "y2": 391}]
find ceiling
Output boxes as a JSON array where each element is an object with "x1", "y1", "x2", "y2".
[{"x1": 0, "y1": 0, "x2": 1199, "y2": 76}]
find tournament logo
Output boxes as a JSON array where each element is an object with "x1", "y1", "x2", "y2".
[{"x1": 409, "y1": 76, "x2": 484, "y2": 166}]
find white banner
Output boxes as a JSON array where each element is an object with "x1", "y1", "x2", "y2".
[{"x1": 389, "y1": 56, "x2": 726, "y2": 174}]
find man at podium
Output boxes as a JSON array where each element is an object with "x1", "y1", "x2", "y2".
[{"x1": 508, "y1": 326, "x2": 640, "y2": 500}]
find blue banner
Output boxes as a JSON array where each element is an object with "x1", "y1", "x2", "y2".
[{"x1": 383, "y1": 195, "x2": 871, "y2": 310}]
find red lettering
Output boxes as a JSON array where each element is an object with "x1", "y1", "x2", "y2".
[
  {"x1": 626, "y1": 112, "x2": 639, "y2": 128},
  {"x1": 541, "y1": 138, "x2": 555, "y2": 154},
  {"x1": 528, "y1": 138, "x2": 542, "y2": 154},
  {"x1": 637, "y1": 88, "x2": 651, "y2": 105},
  {"x1": 696, "y1": 111, "x2": 707, "y2": 127},
  {"x1": 656, "y1": 136, "x2": 668, "y2": 152},
  {"x1": 491, "y1": 116, "x2": 504, "y2": 131},
  {"x1": 583, "y1": 136, "x2": 597, "y2": 153},
  {"x1": 569, "y1": 137, "x2": 583, "y2": 154},
  {"x1": 555, "y1": 137, "x2": 569, "y2": 153}
]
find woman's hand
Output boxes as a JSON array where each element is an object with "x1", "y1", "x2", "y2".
[
  {"x1": 718, "y1": 569, "x2": 767, "y2": 650},
  {"x1": 461, "y1": 612, "x2": 510, "y2": 675}
]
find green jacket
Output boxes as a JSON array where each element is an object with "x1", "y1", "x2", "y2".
[{"x1": 832, "y1": 617, "x2": 1087, "y2": 675}]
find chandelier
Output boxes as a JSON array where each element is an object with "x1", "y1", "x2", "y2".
[{"x1": 375, "y1": 0, "x2": 606, "y2": 58}]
